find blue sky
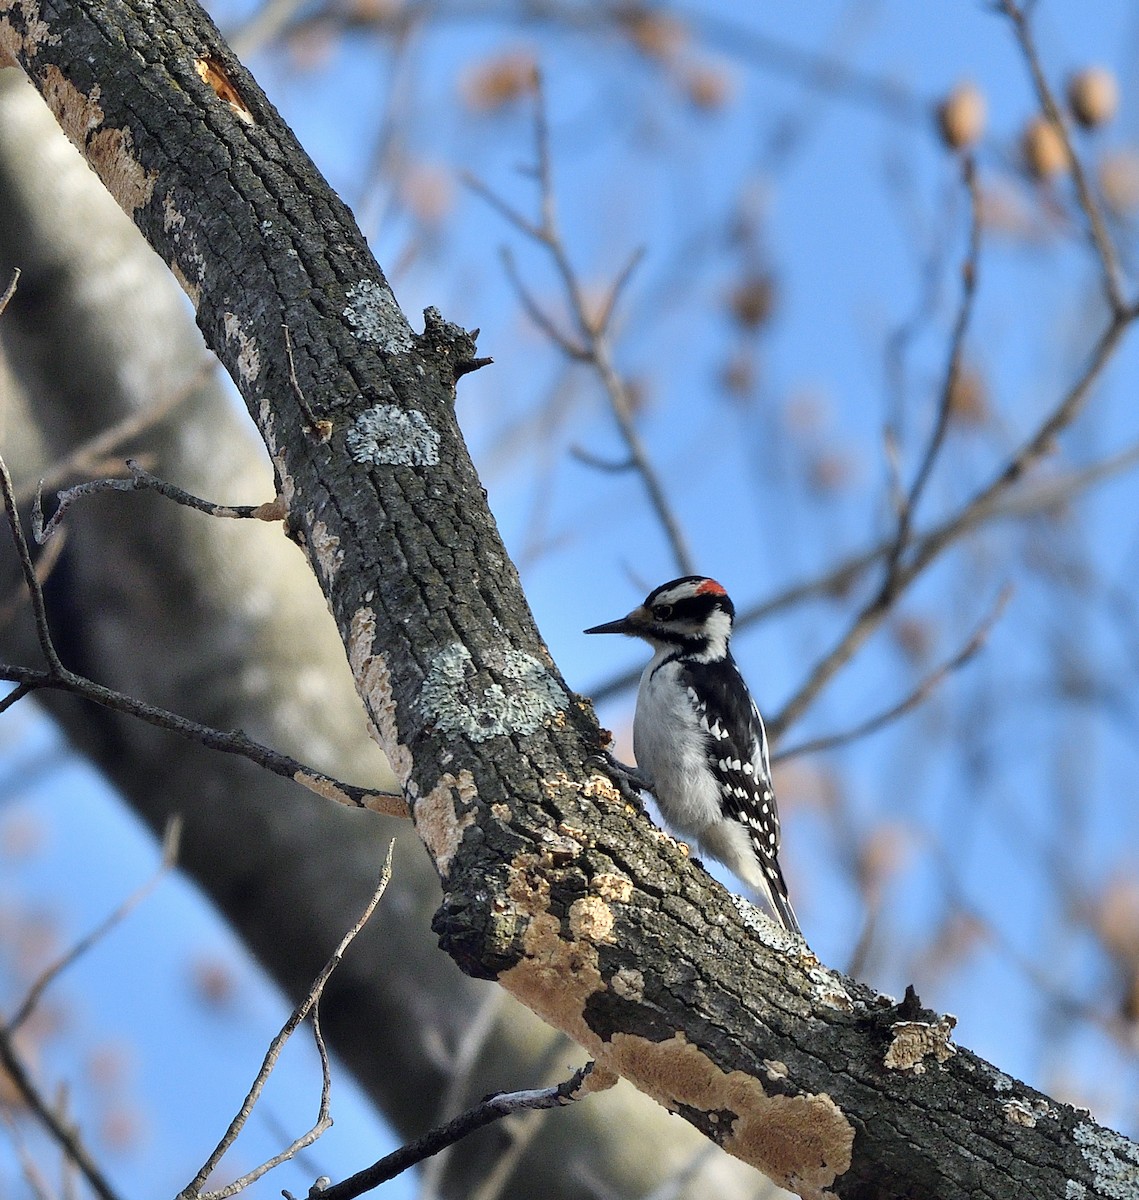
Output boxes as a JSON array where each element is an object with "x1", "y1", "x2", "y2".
[{"x1": 5, "y1": 1, "x2": 1139, "y2": 1195}]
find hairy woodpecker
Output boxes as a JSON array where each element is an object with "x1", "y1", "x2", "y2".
[{"x1": 586, "y1": 575, "x2": 801, "y2": 936}]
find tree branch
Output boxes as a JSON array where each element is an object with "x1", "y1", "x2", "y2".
[
  {"x1": 3, "y1": 2, "x2": 1135, "y2": 1195},
  {"x1": 774, "y1": 586, "x2": 1011, "y2": 762},
  {"x1": 999, "y1": 0, "x2": 1127, "y2": 316},
  {"x1": 180, "y1": 842, "x2": 395, "y2": 1199},
  {"x1": 0, "y1": 453, "x2": 408, "y2": 817},
  {"x1": 467, "y1": 80, "x2": 695, "y2": 577},
  {"x1": 309, "y1": 1061, "x2": 602, "y2": 1200}
]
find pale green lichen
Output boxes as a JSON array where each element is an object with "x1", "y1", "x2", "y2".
[
  {"x1": 1072, "y1": 1121, "x2": 1139, "y2": 1199},
  {"x1": 419, "y1": 642, "x2": 567, "y2": 742},
  {"x1": 343, "y1": 280, "x2": 413, "y2": 353},
  {"x1": 346, "y1": 404, "x2": 440, "y2": 467}
]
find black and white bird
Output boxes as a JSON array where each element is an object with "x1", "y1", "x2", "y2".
[{"x1": 586, "y1": 576, "x2": 801, "y2": 936}]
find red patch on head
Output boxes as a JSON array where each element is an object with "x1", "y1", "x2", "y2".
[{"x1": 695, "y1": 578, "x2": 727, "y2": 597}]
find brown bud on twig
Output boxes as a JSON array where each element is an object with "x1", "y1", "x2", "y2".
[
  {"x1": 936, "y1": 82, "x2": 986, "y2": 152},
  {"x1": 1067, "y1": 66, "x2": 1119, "y2": 130},
  {"x1": 1022, "y1": 116, "x2": 1069, "y2": 180}
]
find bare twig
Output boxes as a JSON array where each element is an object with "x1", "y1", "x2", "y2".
[
  {"x1": 418, "y1": 988, "x2": 507, "y2": 1198},
  {"x1": 0, "y1": 525, "x2": 67, "y2": 629},
  {"x1": 0, "y1": 267, "x2": 20, "y2": 316},
  {"x1": 999, "y1": 0, "x2": 1127, "y2": 315},
  {"x1": 568, "y1": 445, "x2": 635, "y2": 473},
  {"x1": 0, "y1": 818, "x2": 184, "y2": 1200},
  {"x1": 769, "y1": 310, "x2": 1132, "y2": 742},
  {"x1": 283, "y1": 324, "x2": 333, "y2": 439},
  {"x1": 1, "y1": 1103, "x2": 56, "y2": 1200},
  {"x1": 879, "y1": 154, "x2": 982, "y2": 601},
  {"x1": 0, "y1": 454, "x2": 64, "y2": 675},
  {"x1": 774, "y1": 586, "x2": 1012, "y2": 761},
  {"x1": 6, "y1": 818, "x2": 181, "y2": 1034},
  {"x1": 180, "y1": 842, "x2": 396, "y2": 1200},
  {"x1": 467, "y1": 79, "x2": 695, "y2": 576},
  {"x1": 0, "y1": 453, "x2": 408, "y2": 817},
  {"x1": 594, "y1": 244, "x2": 647, "y2": 335},
  {"x1": 15, "y1": 361, "x2": 212, "y2": 508},
  {"x1": 0, "y1": 659, "x2": 408, "y2": 816},
  {"x1": 307, "y1": 1061, "x2": 600, "y2": 1200},
  {"x1": 496, "y1": 243, "x2": 587, "y2": 360},
  {"x1": 34, "y1": 458, "x2": 283, "y2": 545},
  {"x1": 0, "y1": 1029, "x2": 124, "y2": 1200},
  {"x1": 589, "y1": 434, "x2": 1139, "y2": 705}
]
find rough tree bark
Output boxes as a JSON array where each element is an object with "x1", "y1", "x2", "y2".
[
  {"x1": 0, "y1": 70, "x2": 765, "y2": 1200},
  {"x1": 0, "y1": 0, "x2": 1136, "y2": 1197}
]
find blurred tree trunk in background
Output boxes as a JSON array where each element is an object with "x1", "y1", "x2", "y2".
[{"x1": 0, "y1": 68, "x2": 770, "y2": 1200}]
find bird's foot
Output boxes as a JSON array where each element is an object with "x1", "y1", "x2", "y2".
[{"x1": 589, "y1": 750, "x2": 654, "y2": 808}]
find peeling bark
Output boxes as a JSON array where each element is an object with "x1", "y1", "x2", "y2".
[{"x1": 2, "y1": 0, "x2": 1137, "y2": 1195}]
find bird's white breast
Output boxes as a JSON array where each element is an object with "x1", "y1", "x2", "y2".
[{"x1": 633, "y1": 655, "x2": 724, "y2": 838}]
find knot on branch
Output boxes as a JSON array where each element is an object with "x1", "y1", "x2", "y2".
[{"x1": 419, "y1": 306, "x2": 492, "y2": 385}]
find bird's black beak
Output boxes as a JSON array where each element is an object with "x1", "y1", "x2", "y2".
[{"x1": 584, "y1": 605, "x2": 648, "y2": 637}]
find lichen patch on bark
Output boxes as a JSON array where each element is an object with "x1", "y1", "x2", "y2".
[
  {"x1": 1072, "y1": 1119, "x2": 1139, "y2": 1196},
  {"x1": 414, "y1": 770, "x2": 477, "y2": 877},
  {"x1": 223, "y1": 311, "x2": 261, "y2": 384},
  {"x1": 606, "y1": 1031, "x2": 853, "y2": 1199},
  {"x1": 348, "y1": 607, "x2": 414, "y2": 789},
  {"x1": 346, "y1": 404, "x2": 440, "y2": 468},
  {"x1": 418, "y1": 642, "x2": 568, "y2": 742},
  {"x1": 343, "y1": 279, "x2": 414, "y2": 353}
]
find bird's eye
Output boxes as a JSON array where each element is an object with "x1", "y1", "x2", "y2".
[{"x1": 654, "y1": 604, "x2": 673, "y2": 620}]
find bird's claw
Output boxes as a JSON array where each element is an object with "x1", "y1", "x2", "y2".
[{"x1": 588, "y1": 750, "x2": 655, "y2": 807}]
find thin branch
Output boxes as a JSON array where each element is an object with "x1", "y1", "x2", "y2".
[
  {"x1": 283, "y1": 324, "x2": 333, "y2": 440},
  {"x1": 1, "y1": 1103, "x2": 57, "y2": 1200},
  {"x1": 0, "y1": 454, "x2": 64, "y2": 675},
  {"x1": 594, "y1": 244, "x2": 647, "y2": 335},
  {"x1": 589, "y1": 433, "x2": 1139, "y2": 704},
  {"x1": 0, "y1": 525, "x2": 67, "y2": 630},
  {"x1": 181, "y1": 841, "x2": 396, "y2": 1200},
  {"x1": 0, "y1": 1028, "x2": 124, "y2": 1200},
  {"x1": 0, "y1": 455, "x2": 408, "y2": 816},
  {"x1": 6, "y1": 818, "x2": 181, "y2": 1034},
  {"x1": 418, "y1": 988, "x2": 507, "y2": 1198},
  {"x1": 1000, "y1": 0, "x2": 1127, "y2": 315},
  {"x1": 774, "y1": 586, "x2": 1012, "y2": 761},
  {"x1": 0, "y1": 818, "x2": 181, "y2": 1200},
  {"x1": 879, "y1": 154, "x2": 982, "y2": 601},
  {"x1": 568, "y1": 445, "x2": 636, "y2": 473},
  {"x1": 15, "y1": 361, "x2": 211, "y2": 508},
  {"x1": 769, "y1": 306, "x2": 1133, "y2": 742},
  {"x1": 467, "y1": 80, "x2": 695, "y2": 577},
  {"x1": 308, "y1": 1061, "x2": 599, "y2": 1200},
  {"x1": 496, "y1": 244, "x2": 588, "y2": 360},
  {"x1": 0, "y1": 660, "x2": 408, "y2": 815},
  {"x1": 34, "y1": 458, "x2": 283, "y2": 545},
  {"x1": 0, "y1": 266, "x2": 20, "y2": 316}
]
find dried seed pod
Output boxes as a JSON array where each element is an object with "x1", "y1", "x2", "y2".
[
  {"x1": 1022, "y1": 115, "x2": 1069, "y2": 180},
  {"x1": 1068, "y1": 66, "x2": 1119, "y2": 130},
  {"x1": 937, "y1": 81, "x2": 986, "y2": 151}
]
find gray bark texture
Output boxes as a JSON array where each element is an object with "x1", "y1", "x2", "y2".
[
  {"x1": 0, "y1": 0, "x2": 1137, "y2": 1197},
  {"x1": 0, "y1": 63, "x2": 769, "y2": 1200}
]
